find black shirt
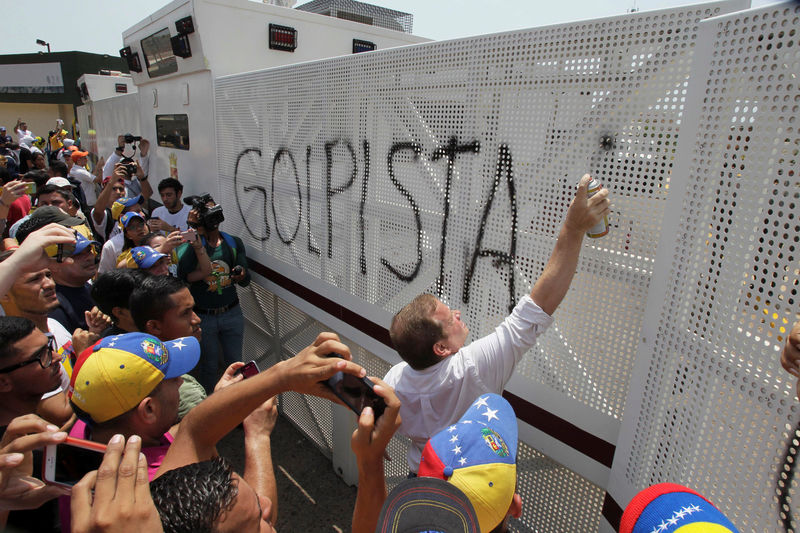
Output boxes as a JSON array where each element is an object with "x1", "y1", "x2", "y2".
[{"x1": 49, "y1": 283, "x2": 94, "y2": 332}]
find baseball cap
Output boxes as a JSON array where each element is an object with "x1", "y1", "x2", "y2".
[
  {"x1": 27, "y1": 205, "x2": 84, "y2": 227},
  {"x1": 72, "y1": 232, "x2": 100, "y2": 255},
  {"x1": 619, "y1": 483, "x2": 738, "y2": 533},
  {"x1": 376, "y1": 477, "x2": 480, "y2": 533},
  {"x1": 131, "y1": 246, "x2": 167, "y2": 269},
  {"x1": 68, "y1": 332, "x2": 200, "y2": 424},
  {"x1": 42, "y1": 231, "x2": 99, "y2": 260},
  {"x1": 111, "y1": 194, "x2": 144, "y2": 220},
  {"x1": 418, "y1": 394, "x2": 518, "y2": 532},
  {"x1": 45, "y1": 177, "x2": 76, "y2": 189},
  {"x1": 120, "y1": 211, "x2": 145, "y2": 228},
  {"x1": 70, "y1": 150, "x2": 89, "y2": 161}
]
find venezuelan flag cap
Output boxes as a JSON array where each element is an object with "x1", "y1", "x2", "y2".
[
  {"x1": 619, "y1": 483, "x2": 739, "y2": 533},
  {"x1": 131, "y1": 246, "x2": 167, "y2": 269},
  {"x1": 68, "y1": 332, "x2": 200, "y2": 424},
  {"x1": 376, "y1": 477, "x2": 480, "y2": 533},
  {"x1": 418, "y1": 393, "x2": 517, "y2": 532},
  {"x1": 111, "y1": 195, "x2": 144, "y2": 220}
]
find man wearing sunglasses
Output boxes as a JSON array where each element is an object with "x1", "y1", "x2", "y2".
[{"x1": 0, "y1": 317, "x2": 61, "y2": 428}]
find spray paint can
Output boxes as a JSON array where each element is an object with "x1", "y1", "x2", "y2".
[{"x1": 586, "y1": 177, "x2": 609, "y2": 238}]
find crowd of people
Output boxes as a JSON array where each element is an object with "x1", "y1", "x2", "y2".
[{"x1": 0, "y1": 113, "x2": 779, "y2": 532}]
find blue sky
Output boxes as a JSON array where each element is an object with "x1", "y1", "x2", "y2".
[{"x1": 6, "y1": 0, "x2": 781, "y2": 56}]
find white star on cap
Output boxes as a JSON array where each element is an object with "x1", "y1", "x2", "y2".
[
  {"x1": 458, "y1": 456, "x2": 468, "y2": 466},
  {"x1": 690, "y1": 504, "x2": 701, "y2": 512},
  {"x1": 447, "y1": 425, "x2": 457, "y2": 433},
  {"x1": 449, "y1": 434, "x2": 459, "y2": 444},
  {"x1": 666, "y1": 516, "x2": 679, "y2": 526},
  {"x1": 474, "y1": 396, "x2": 489, "y2": 408},
  {"x1": 482, "y1": 407, "x2": 499, "y2": 422},
  {"x1": 108, "y1": 342, "x2": 116, "y2": 347},
  {"x1": 171, "y1": 339, "x2": 187, "y2": 350},
  {"x1": 452, "y1": 445, "x2": 462, "y2": 455}
]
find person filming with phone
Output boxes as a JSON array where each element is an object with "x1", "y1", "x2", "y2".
[{"x1": 176, "y1": 193, "x2": 250, "y2": 393}]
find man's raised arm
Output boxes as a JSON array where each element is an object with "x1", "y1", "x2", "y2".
[
  {"x1": 155, "y1": 332, "x2": 366, "y2": 476},
  {"x1": 529, "y1": 174, "x2": 610, "y2": 316}
]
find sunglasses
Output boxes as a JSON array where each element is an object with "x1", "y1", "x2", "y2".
[{"x1": 0, "y1": 333, "x2": 56, "y2": 374}]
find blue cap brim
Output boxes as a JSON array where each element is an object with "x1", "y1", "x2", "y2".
[{"x1": 162, "y1": 336, "x2": 201, "y2": 378}]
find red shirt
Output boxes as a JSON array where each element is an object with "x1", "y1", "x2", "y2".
[{"x1": 6, "y1": 195, "x2": 31, "y2": 230}]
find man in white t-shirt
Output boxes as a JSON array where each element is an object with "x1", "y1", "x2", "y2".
[
  {"x1": 149, "y1": 177, "x2": 191, "y2": 233},
  {"x1": 13, "y1": 119, "x2": 33, "y2": 143},
  {"x1": 383, "y1": 175, "x2": 611, "y2": 473},
  {"x1": 103, "y1": 136, "x2": 152, "y2": 199},
  {"x1": 68, "y1": 150, "x2": 101, "y2": 207}
]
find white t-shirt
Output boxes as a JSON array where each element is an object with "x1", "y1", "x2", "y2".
[
  {"x1": 90, "y1": 208, "x2": 122, "y2": 243},
  {"x1": 42, "y1": 318, "x2": 73, "y2": 400},
  {"x1": 69, "y1": 165, "x2": 97, "y2": 206},
  {"x1": 383, "y1": 295, "x2": 553, "y2": 472},
  {"x1": 151, "y1": 204, "x2": 191, "y2": 232},
  {"x1": 15, "y1": 128, "x2": 33, "y2": 142},
  {"x1": 103, "y1": 150, "x2": 149, "y2": 198},
  {"x1": 98, "y1": 232, "x2": 125, "y2": 275}
]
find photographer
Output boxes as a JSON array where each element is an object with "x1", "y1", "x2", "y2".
[
  {"x1": 176, "y1": 194, "x2": 250, "y2": 393},
  {"x1": 102, "y1": 135, "x2": 152, "y2": 200},
  {"x1": 67, "y1": 150, "x2": 101, "y2": 208}
]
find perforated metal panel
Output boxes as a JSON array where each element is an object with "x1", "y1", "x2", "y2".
[
  {"x1": 217, "y1": 2, "x2": 743, "y2": 436},
  {"x1": 609, "y1": 3, "x2": 800, "y2": 531},
  {"x1": 295, "y1": 0, "x2": 413, "y2": 33},
  {"x1": 513, "y1": 442, "x2": 605, "y2": 532}
]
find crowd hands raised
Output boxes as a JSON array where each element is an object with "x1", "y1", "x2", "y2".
[{"x1": 0, "y1": 118, "x2": 622, "y2": 533}]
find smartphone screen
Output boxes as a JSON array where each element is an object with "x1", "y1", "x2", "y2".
[
  {"x1": 43, "y1": 439, "x2": 106, "y2": 487},
  {"x1": 235, "y1": 360, "x2": 259, "y2": 379},
  {"x1": 326, "y1": 372, "x2": 386, "y2": 419}
]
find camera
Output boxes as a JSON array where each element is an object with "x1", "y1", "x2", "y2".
[
  {"x1": 119, "y1": 156, "x2": 138, "y2": 177},
  {"x1": 123, "y1": 133, "x2": 142, "y2": 144},
  {"x1": 185, "y1": 193, "x2": 224, "y2": 230}
]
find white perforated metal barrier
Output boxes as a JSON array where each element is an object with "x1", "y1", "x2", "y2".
[
  {"x1": 215, "y1": 0, "x2": 800, "y2": 530},
  {"x1": 608, "y1": 3, "x2": 800, "y2": 531}
]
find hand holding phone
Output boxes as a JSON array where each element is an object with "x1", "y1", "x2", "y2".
[
  {"x1": 43, "y1": 229, "x2": 78, "y2": 263},
  {"x1": 324, "y1": 354, "x2": 386, "y2": 419},
  {"x1": 234, "y1": 360, "x2": 260, "y2": 379},
  {"x1": 180, "y1": 228, "x2": 197, "y2": 243},
  {"x1": 43, "y1": 437, "x2": 107, "y2": 487},
  {"x1": 70, "y1": 435, "x2": 163, "y2": 533}
]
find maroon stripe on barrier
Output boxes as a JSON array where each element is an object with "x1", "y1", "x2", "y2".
[
  {"x1": 502, "y1": 390, "x2": 616, "y2": 468},
  {"x1": 248, "y1": 258, "x2": 617, "y2": 467},
  {"x1": 602, "y1": 492, "x2": 624, "y2": 531},
  {"x1": 248, "y1": 259, "x2": 392, "y2": 346}
]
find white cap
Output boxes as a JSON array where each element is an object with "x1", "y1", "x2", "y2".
[{"x1": 46, "y1": 177, "x2": 76, "y2": 189}]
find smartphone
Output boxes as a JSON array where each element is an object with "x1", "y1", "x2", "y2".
[
  {"x1": 180, "y1": 228, "x2": 197, "y2": 242},
  {"x1": 43, "y1": 437, "x2": 107, "y2": 487},
  {"x1": 324, "y1": 357, "x2": 386, "y2": 419},
  {"x1": 24, "y1": 182, "x2": 36, "y2": 194},
  {"x1": 234, "y1": 360, "x2": 260, "y2": 379},
  {"x1": 44, "y1": 230, "x2": 77, "y2": 262}
]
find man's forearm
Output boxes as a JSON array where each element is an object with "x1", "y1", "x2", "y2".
[
  {"x1": 244, "y1": 433, "x2": 278, "y2": 524},
  {"x1": 529, "y1": 224, "x2": 585, "y2": 316},
  {"x1": 156, "y1": 363, "x2": 287, "y2": 474},
  {"x1": 352, "y1": 457, "x2": 387, "y2": 533}
]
